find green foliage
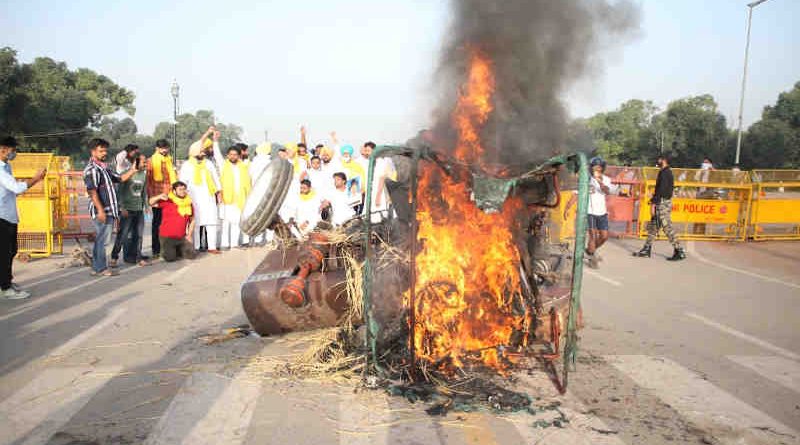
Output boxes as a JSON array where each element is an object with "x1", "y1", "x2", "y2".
[
  {"x1": 152, "y1": 110, "x2": 243, "y2": 159},
  {"x1": 658, "y1": 94, "x2": 729, "y2": 167},
  {"x1": 585, "y1": 99, "x2": 657, "y2": 165},
  {"x1": 742, "y1": 82, "x2": 800, "y2": 169}
]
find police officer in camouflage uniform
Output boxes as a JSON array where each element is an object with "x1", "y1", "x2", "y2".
[{"x1": 633, "y1": 155, "x2": 686, "y2": 261}]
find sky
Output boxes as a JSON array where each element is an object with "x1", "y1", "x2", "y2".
[{"x1": 2, "y1": 0, "x2": 798, "y2": 147}]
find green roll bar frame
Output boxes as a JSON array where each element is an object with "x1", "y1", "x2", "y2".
[{"x1": 361, "y1": 146, "x2": 589, "y2": 388}]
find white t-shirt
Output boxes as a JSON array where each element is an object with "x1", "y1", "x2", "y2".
[
  {"x1": 325, "y1": 188, "x2": 358, "y2": 226},
  {"x1": 588, "y1": 175, "x2": 617, "y2": 216},
  {"x1": 306, "y1": 168, "x2": 332, "y2": 194}
]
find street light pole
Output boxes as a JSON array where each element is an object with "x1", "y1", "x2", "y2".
[
  {"x1": 734, "y1": 0, "x2": 771, "y2": 166},
  {"x1": 170, "y1": 80, "x2": 180, "y2": 160}
]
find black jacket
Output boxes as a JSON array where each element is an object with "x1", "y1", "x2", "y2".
[{"x1": 652, "y1": 167, "x2": 674, "y2": 204}]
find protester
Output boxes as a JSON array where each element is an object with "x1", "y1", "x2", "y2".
[
  {"x1": 179, "y1": 138, "x2": 221, "y2": 254},
  {"x1": 633, "y1": 155, "x2": 686, "y2": 261},
  {"x1": 295, "y1": 179, "x2": 323, "y2": 234},
  {"x1": 357, "y1": 141, "x2": 375, "y2": 173},
  {"x1": 84, "y1": 138, "x2": 141, "y2": 276},
  {"x1": 150, "y1": 181, "x2": 196, "y2": 262},
  {"x1": 584, "y1": 157, "x2": 618, "y2": 268},
  {"x1": 110, "y1": 153, "x2": 150, "y2": 267},
  {"x1": 219, "y1": 146, "x2": 252, "y2": 249},
  {"x1": 237, "y1": 142, "x2": 250, "y2": 165},
  {"x1": 318, "y1": 145, "x2": 340, "y2": 176},
  {"x1": 305, "y1": 155, "x2": 331, "y2": 193},
  {"x1": 322, "y1": 172, "x2": 358, "y2": 226},
  {"x1": 338, "y1": 145, "x2": 364, "y2": 195},
  {"x1": 146, "y1": 139, "x2": 176, "y2": 259},
  {"x1": 0, "y1": 136, "x2": 46, "y2": 299},
  {"x1": 114, "y1": 144, "x2": 140, "y2": 174}
]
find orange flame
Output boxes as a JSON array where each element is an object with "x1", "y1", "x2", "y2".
[
  {"x1": 453, "y1": 51, "x2": 495, "y2": 164},
  {"x1": 408, "y1": 50, "x2": 523, "y2": 371}
]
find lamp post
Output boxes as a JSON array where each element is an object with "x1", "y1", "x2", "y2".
[
  {"x1": 170, "y1": 79, "x2": 180, "y2": 159},
  {"x1": 734, "y1": 0, "x2": 772, "y2": 166}
]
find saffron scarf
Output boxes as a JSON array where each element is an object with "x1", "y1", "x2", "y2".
[
  {"x1": 221, "y1": 160, "x2": 252, "y2": 210},
  {"x1": 168, "y1": 192, "x2": 193, "y2": 217},
  {"x1": 150, "y1": 152, "x2": 176, "y2": 183},
  {"x1": 190, "y1": 157, "x2": 217, "y2": 195}
]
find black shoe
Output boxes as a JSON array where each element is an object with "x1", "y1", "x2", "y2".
[
  {"x1": 666, "y1": 248, "x2": 686, "y2": 262},
  {"x1": 632, "y1": 246, "x2": 651, "y2": 258}
]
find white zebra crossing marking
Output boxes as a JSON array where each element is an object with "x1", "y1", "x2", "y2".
[
  {"x1": 727, "y1": 355, "x2": 800, "y2": 394},
  {"x1": 608, "y1": 355, "x2": 799, "y2": 444},
  {"x1": 508, "y1": 373, "x2": 627, "y2": 445},
  {"x1": 0, "y1": 366, "x2": 121, "y2": 445},
  {"x1": 144, "y1": 367, "x2": 265, "y2": 444}
]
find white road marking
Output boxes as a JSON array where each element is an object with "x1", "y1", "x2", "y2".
[
  {"x1": 145, "y1": 366, "x2": 265, "y2": 444},
  {"x1": 46, "y1": 307, "x2": 127, "y2": 359},
  {"x1": 686, "y1": 312, "x2": 800, "y2": 361},
  {"x1": 584, "y1": 269, "x2": 622, "y2": 287},
  {"x1": 0, "y1": 366, "x2": 121, "y2": 445},
  {"x1": 687, "y1": 242, "x2": 800, "y2": 290},
  {"x1": 19, "y1": 268, "x2": 84, "y2": 289},
  {"x1": 608, "y1": 355, "x2": 799, "y2": 444},
  {"x1": 727, "y1": 355, "x2": 800, "y2": 394}
]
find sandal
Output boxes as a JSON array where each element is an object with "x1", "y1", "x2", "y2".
[
  {"x1": 101, "y1": 269, "x2": 119, "y2": 277},
  {"x1": 137, "y1": 259, "x2": 152, "y2": 267}
]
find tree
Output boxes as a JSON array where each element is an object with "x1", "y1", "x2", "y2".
[
  {"x1": 586, "y1": 99, "x2": 658, "y2": 164},
  {"x1": 0, "y1": 47, "x2": 135, "y2": 156},
  {"x1": 153, "y1": 110, "x2": 243, "y2": 159},
  {"x1": 657, "y1": 95, "x2": 729, "y2": 167},
  {"x1": 90, "y1": 116, "x2": 155, "y2": 157},
  {"x1": 742, "y1": 82, "x2": 800, "y2": 169}
]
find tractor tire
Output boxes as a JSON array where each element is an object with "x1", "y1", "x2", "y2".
[{"x1": 240, "y1": 159, "x2": 293, "y2": 237}]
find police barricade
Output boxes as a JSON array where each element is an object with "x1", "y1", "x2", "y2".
[
  {"x1": 638, "y1": 167, "x2": 752, "y2": 241},
  {"x1": 748, "y1": 170, "x2": 800, "y2": 240},
  {"x1": 604, "y1": 166, "x2": 643, "y2": 238},
  {"x1": 14, "y1": 153, "x2": 68, "y2": 260}
]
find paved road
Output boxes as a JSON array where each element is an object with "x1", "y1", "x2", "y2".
[{"x1": 0, "y1": 238, "x2": 798, "y2": 444}]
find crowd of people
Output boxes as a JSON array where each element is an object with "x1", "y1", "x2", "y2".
[{"x1": 80, "y1": 126, "x2": 394, "y2": 278}]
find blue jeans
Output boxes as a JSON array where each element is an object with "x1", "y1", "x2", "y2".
[
  {"x1": 92, "y1": 217, "x2": 115, "y2": 273},
  {"x1": 111, "y1": 211, "x2": 144, "y2": 263}
]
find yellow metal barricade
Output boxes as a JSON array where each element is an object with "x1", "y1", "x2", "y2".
[
  {"x1": 749, "y1": 170, "x2": 800, "y2": 240},
  {"x1": 638, "y1": 168, "x2": 752, "y2": 241},
  {"x1": 13, "y1": 153, "x2": 68, "y2": 259}
]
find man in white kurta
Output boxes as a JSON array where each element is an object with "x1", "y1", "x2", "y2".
[
  {"x1": 295, "y1": 179, "x2": 322, "y2": 235},
  {"x1": 219, "y1": 146, "x2": 251, "y2": 248},
  {"x1": 323, "y1": 172, "x2": 358, "y2": 226},
  {"x1": 179, "y1": 140, "x2": 221, "y2": 252}
]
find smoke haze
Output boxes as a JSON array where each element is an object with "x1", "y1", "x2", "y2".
[{"x1": 432, "y1": 0, "x2": 641, "y2": 167}]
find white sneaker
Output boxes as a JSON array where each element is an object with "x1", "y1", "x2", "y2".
[{"x1": 1, "y1": 288, "x2": 31, "y2": 300}]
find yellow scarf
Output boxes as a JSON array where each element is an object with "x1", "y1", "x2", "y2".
[
  {"x1": 191, "y1": 157, "x2": 217, "y2": 195},
  {"x1": 150, "y1": 152, "x2": 176, "y2": 183},
  {"x1": 299, "y1": 189, "x2": 317, "y2": 202},
  {"x1": 221, "y1": 160, "x2": 252, "y2": 209},
  {"x1": 168, "y1": 192, "x2": 193, "y2": 217}
]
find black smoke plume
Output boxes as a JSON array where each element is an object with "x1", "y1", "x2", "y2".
[{"x1": 431, "y1": 0, "x2": 641, "y2": 169}]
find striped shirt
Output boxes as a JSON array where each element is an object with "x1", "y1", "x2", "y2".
[{"x1": 83, "y1": 159, "x2": 121, "y2": 220}]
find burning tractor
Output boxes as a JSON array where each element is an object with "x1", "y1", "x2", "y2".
[
  {"x1": 238, "y1": 50, "x2": 591, "y2": 400},
  {"x1": 238, "y1": 144, "x2": 590, "y2": 393}
]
